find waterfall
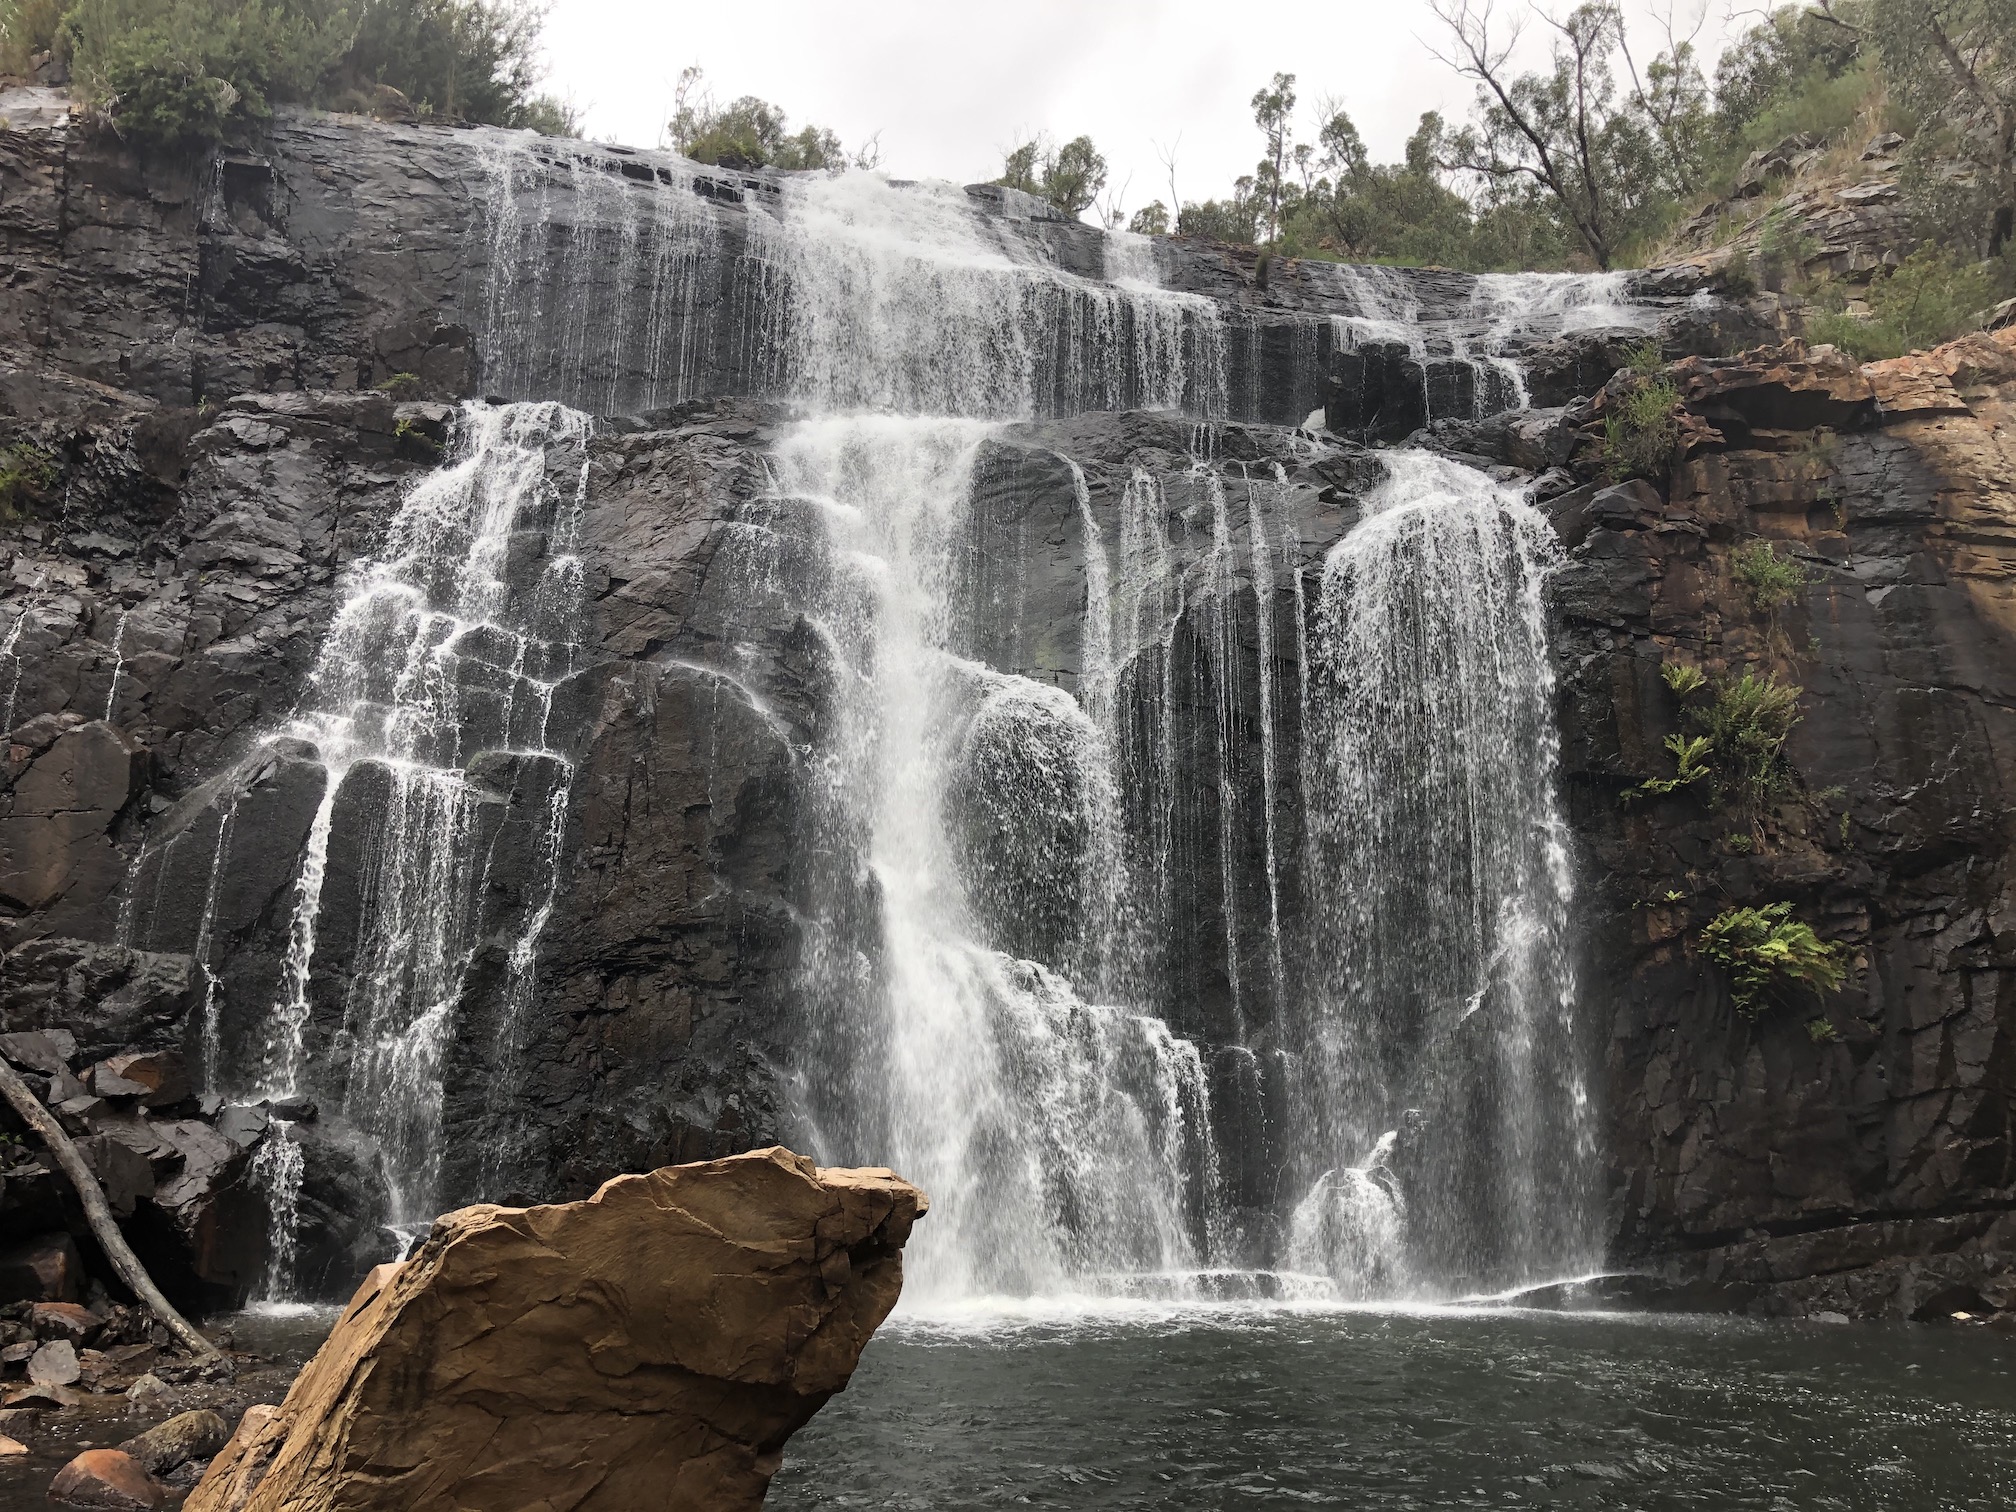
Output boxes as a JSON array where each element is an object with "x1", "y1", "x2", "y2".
[
  {"x1": 770, "y1": 417, "x2": 1217, "y2": 1302},
  {"x1": 472, "y1": 136, "x2": 767, "y2": 414},
  {"x1": 1292, "y1": 449, "x2": 1590, "y2": 1296},
  {"x1": 266, "y1": 403, "x2": 590, "y2": 1224},
  {"x1": 114, "y1": 402, "x2": 597, "y2": 1298},
  {"x1": 82, "y1": 143, "x2": 1669, "y2": 1306}
]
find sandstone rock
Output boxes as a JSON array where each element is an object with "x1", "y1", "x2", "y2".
[
  {"x1": 119, "y1": 1410, "x2": 230, "y2": 1474},
  {"x1": 2, "y1": 1383, "x2": 80, "y2": 1409},
  {"x1": 1326, "y1": 341, "x2": 1428, "y2": 440},
  {"x1": 0, "y1": 1232, "x2": 81, "y2": 1303},
  {"x1": 1668, "y1": 341, "x2": 1877, "y2": 433},
  {"x1": 28, "y1": 1302, "x2": 97, "y2": 1342},
  {"x1": 187, "y1": 1148, "x2": 925, "y2": 1512},
  {"x1": 0, "y1": 719, "x2": 146, "y2": 916},
  {"x1": 49, "y1": 1449, "x2": 164, "y2": 1511},
  {"x1": 27, "y1": 1338, "x2": 79, "y2": 1386},
  {"x1": 0, "y1": 940, "x2": 195, "y2": 1062},
  {"x1": 1864, "y1": 328, "x2": 2016, "y2": 416},
  {"x1": 0, "y1": 1028, "x2": 76, "y2": 1073},
  {"x1": 0, "y1": 1433, "x2": 26, "y2": 1455},
  {"x1": 212, "y1": 1106, "x2": 269, "y2": 1149},
  {"x1": 80, "y1": 1133, "x2": 156, "y2": 1217},
  {"x1": 88, "y1": 1061, "x2": 155, "y2": 1100},
  {"x1": 1561, "y1": 326, "x2": 2016, "y2": 1316},
  {"x1": 110, "y1": 1048, "x2": 198, "y2": 1105},
  {"x1": 1735, "y1": 133, "x2": 1819, "y2": 196}
]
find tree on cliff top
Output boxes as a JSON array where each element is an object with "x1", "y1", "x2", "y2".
[
  {"x1": 666, "y1": 65, "x2": 873, "y2": 173},
  {"x1": 1863, "y1": 0, "x2": 2016, "y2": 255},
  {"x1": 3, "y1": 0, "x2": 579, "y2": 151},
  {"x1": 1427, "y1": 0, "x2": 1686, "y2": 269},
  {"x1": 996, "y1": 133, "x2": 1110, "y2": 219}
]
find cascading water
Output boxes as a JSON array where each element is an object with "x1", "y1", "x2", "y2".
[
  {"x1": 1290, "y1": 449, "x2": 1591, "y2": 1296},
  {"x1": 769, "y1": 418, "x2": 1218, "y2": 1302},
  {"x1": 679, "y1": 163, "x2": 1621, "y2": 1303},
  {"x1": 122, "y1": 402, "x2": 594, "y2": 1298},
  {"x1": 97, "y1": 136, "x2": 1663, "y2": 1306},
  {"x1": 264, "y1": 402, "x2": 588, "y2": 1241}
]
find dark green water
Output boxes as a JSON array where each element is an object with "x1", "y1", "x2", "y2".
[{"x1": 766, "y1": 1304, "x2": 2016, "y2": 1510}]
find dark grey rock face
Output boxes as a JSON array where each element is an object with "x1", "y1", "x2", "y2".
[
  {"x1": 0, "y1": 89, "x2": 1728, "y2": 430},
  {"x1": 1545, "y1": 349, "x2": 2016, "y2": 1319},
  {"x1": 7, "y1": 94, "x2": 2007, "y2": 1319}
]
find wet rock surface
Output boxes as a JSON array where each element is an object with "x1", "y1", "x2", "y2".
[
  {"x1": 1551, "y1": 329, "x2": 2016, "y2": 1318},
  {"x1": 3, "y1": 93, "x2": 2012, "y2": 1323},
  {"x1": 0, "y1": 1314, "x2": 315, "y2": 1512}
]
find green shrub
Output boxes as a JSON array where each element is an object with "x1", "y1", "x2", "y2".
[
  {"x1": 374, "y1": 370, "x2": 421, "y2": 397},
  {"x1": 1696, "y1": 666, "x2": 1802, "y2": 814},
  {"x1": 1806, "y1": 1017, "x2": 1839, "y2": 1043},
  {"x1": 668, "y1": 65, "x2": 854, "y2": 173},
  {"x1": 0, "y1": 442, "x2": 58, "y2": 521},
  {"x1": 1700, "y1": 901, "x2": 1847, "y2": 1016},
  {"x1": 1632, "y1": 733, "x2": 1713, "y2": 800},
  {"x1": 1732, "y1": 538, "x2": 1808, "y2": 614},
  {"x1": 1636, "y1": 662, "x2": 1803, "y2": 816},
  {"x1": 0, "y1": 0, "x2": 64, "y2": 72},
  {"x1": 1869, "y1": 243, "x2": 1999, "y2": 348},
  {"x1": 55, "y1": 0, "x2": 573, "y2": 154},
  {"x1": 392, "y1": 414, "x2": 440, "y2": 453},
  {"x1": 1601, "y1": 375, "x2": 1682, "y2": 482},
  {"x1": 1804, "y1": 243, "x2": 2002, "y2": 359},
  {"x1": 1625, "y1": 339, "x2": 1666, "y2": 377},
  {"x1": 1805, "y1": 306, "x2": 1906, "y2": 361},
  {"x1": 1757, "y1": 205, "x2": 1820, "y2": 286}
]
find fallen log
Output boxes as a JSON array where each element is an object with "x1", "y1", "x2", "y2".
[{"x1": 0, "y1": 1050, "x2": 223, "y2": 1362}]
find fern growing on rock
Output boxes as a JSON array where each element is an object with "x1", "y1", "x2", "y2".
[{"x1": 1700, "y1": 902, "x2": 1847, "y2": 1016}]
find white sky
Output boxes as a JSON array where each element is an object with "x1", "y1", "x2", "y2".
[{"x1": 541, "y1": 1, "x2": 1753, "y2": 223}]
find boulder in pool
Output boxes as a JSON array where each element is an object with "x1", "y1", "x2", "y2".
[
  {"x1": 48, "y1": 1449, "x2": 163, "y2": 1511},
  {"x1": 186, "y1": 1147, "x2": 926, "y2": 1512}
]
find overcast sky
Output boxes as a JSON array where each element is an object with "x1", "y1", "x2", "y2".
[{"x1": 541, "y1": 2, "x2": 1752, "y2": 222}]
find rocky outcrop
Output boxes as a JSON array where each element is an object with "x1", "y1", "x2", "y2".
[
  {"x1": 6, "y1": 87, "x2": 2009, "y2": 1321},
  {"x1": 1551, "y1": 328, "x2": 2016, "y2": 1319},
  {"x1": 0, "y1": 951, "x2": 286, "y2": 1310},
  {"x1": 186, "y1": 1148, "x2": 923, "y2": 1512},
  {"x1": 0, "y1": 86, "x2": 1726, "y2": 431},
  {"x1": 1662, "y1": 128, "x2": 1919, "y2": 293},
  {"x1": 48, "y1": 1448, "x2": 163, "y2": 1510}
]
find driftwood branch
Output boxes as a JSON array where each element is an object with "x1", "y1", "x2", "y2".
[{"x1": 0, "y1": 1051, "x2": 224, "y2": 1361}]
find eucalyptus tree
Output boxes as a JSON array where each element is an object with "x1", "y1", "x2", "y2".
[
  {"x1": 1427, "y1": 0, "x2": 1671, "y2": 269},
  {"x1": 1862, "y1": 0, "x2": 2016, "y2": 253}
]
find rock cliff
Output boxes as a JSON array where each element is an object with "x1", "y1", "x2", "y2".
[
  {"x1": 2, "y1": 92, "x2": 2012, "y2": 1321},
  {"x1": 1546, "y1": 330, "x2": 2016, "y2": 1319}
]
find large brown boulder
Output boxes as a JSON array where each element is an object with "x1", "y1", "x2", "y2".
[
  {"x1": 187, "y1": 1147, "x2": 925, "y2": 1512},
  {"x1": 48, "y1": 1449, "x2": 164, "y2": 1511}
]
